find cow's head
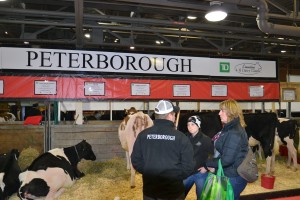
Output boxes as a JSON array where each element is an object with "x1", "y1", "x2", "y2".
[
  {"x1": 125, "y1": 107, "x2": 137, "y2": 116},
  {"x1": 75, "y1": 140, "x2": 96, "y2": 161}
]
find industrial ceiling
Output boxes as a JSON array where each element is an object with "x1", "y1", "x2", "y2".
[{"x1": 0, "y1": 0, "x2": 299, "y2": 76}]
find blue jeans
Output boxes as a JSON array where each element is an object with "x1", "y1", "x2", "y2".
[
  {"x1": 229, "y1": 176, "x2": 247, "y2": 200},
  {"x1": 183, "y1": 172, "x2": 208, "y2": 199}
]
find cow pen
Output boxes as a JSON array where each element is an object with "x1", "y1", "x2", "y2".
[
  {"x1": 1, "y1": 47, "x2": 300, "y2": 199},
  {"x1": 6, "y1": 149, "x2": 300, "y2": 200},
  {"x1": 0, "y1": 121, "x2": 125, "y2": 162},
  {"x1": 1, "y1": 116, "x2": 300, "y2": 200}
]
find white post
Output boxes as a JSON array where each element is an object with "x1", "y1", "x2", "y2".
[{"x1": 75, "y1": 101, "x2": 83, "y2": 125}]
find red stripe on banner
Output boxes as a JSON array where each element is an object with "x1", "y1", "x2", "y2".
[{"x1": 0, "y1": 76, "x2": 279, "y2": 100}]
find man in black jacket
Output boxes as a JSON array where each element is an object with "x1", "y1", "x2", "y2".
[{"x1": 131, "y1": 100, "x2": 194, "y2": 200}]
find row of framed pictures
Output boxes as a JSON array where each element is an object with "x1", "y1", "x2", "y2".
[{"x1": 0, "y1": 80, "x2": 296, "y2": 100}]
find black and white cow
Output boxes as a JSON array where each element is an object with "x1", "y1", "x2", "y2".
[
  {"x1": 277, "y1": 118, "x2": 299, "y2": 170},
  {"x1": 18, "y1": 140, "x2": 96, "y2": 200},
  {"x1": 0, "y1": 149, "x2": 21, "y2": 200},
  {"x1": 244, "y1": 112, "x2": 278, "y2": 174}
]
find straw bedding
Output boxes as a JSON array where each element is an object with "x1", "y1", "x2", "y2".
[{"x1": 8, "y1": 148, "x2": 300, "y2": 200}]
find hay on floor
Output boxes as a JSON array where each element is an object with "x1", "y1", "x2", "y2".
[{"x1": 8, "y1": 151, "x2": 300, "y2": 200}]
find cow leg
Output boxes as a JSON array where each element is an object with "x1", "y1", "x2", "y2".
[
  {"x1": 125, "y1": 151, "x2": 131, "y2": 170},
  {"x1": 54, "y1": 188, "x2": 65, "y2": 199},
  {"x1": 270, "y1": 151, "x2": 276, "y2": 174},
  {"x1": 265, "y1": 156, "x2": 272, "y2": 175},
  {"x1": 45, "y1": 190, "x2": 56, "y2": 200},
  {"x1": 285, "y1": 137, "x2": 298, "y2": 171},
  {"x1": 128, "y1": 142, "x2": 136, "y2": 188},
  {"x1": 128, "y1": 149, "x2": 135, "y2": 188},
  {"x1": 130, "y1": 163, "x2": 136, "y2": 188},
  {"x1": 256, "y1": 144, "x2": 263, "y2": 160},
  {"x1": 248, "y1": 136, "x2": 262, "y2": 160}
]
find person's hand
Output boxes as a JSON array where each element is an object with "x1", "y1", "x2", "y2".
[
  {"x1": 207, "y1": 167, "x2": 215, "y2": 173},
  {"x1": 198, "y1": 167, "x2": 207, "y2": 173}
]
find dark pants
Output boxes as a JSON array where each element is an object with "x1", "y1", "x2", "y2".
[
  {"x1": 229, "y1": 175, "x2": 247, "y2": 200},
  {"x1": 143, "y1": 193, "x2": 185, "y2": 200}
]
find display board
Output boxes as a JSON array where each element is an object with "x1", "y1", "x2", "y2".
[{"x1": 0, "y1": 76, "x2": 280, "y2": 101}]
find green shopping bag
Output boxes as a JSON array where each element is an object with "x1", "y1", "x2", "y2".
[{"x1": 200, "y1": 160, "x2": 234, "y2": 200}]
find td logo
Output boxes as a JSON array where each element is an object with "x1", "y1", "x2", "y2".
[{"x1": 219, "y1": 62, "x2": 230, "y2": 72}]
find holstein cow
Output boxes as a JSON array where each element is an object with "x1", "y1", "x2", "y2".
[
  {"x1": 0, "y1": 149, "x2": 21, "y2": 200},
  {"x1": 18, "y1": 140, "x2": 96, "y2": 200},
  {"x1": 244, "y1": 113, "x2": 278, "y2": 174},
  {"x1": 276, "y1": 118, "x2": 299, "y2": 171},
  {"x1": 118, "y1": 110, "x2": 153, "y2": 188}
]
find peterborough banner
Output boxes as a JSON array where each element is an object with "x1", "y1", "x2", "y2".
[{"x1": 0, "y1": 47, "x2": 277, "y2": 79}]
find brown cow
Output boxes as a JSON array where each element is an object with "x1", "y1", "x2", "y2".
[
  {"x1": 0, "y1": 112, "x2": 16, "y2": 122},
  {"x1": 118, "y1": 110, "x2": 153, "y2": 188}
]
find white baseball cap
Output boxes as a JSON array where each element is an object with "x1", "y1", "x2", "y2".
[{"x1": 154, "y1": 100, "x2": 180, "y2": 114}]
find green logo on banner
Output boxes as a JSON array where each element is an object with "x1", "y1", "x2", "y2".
[{"x1": 220, "y1": 62, "x2": 230, "y2": 72}]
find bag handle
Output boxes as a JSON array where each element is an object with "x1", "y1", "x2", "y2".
[{"x1": 217, "y1": 159, "x2": 225, "y2": 177}]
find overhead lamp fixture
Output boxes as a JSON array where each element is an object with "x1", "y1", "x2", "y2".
[
  {"x1": 187, "y1": 15, "x2": 197, "y2": 20},
  {"x1": 84, "y1": 33, "x2": 91, "y2": 39},
  {"x1": 205, "y1": 1, "x2": 227, "y2": 22}
]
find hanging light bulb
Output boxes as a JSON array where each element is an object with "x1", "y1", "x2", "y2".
[{"x1": 205, "y1": 1, "x2": 227, "y2": 22}]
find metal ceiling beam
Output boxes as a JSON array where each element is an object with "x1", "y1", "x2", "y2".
[
  {"x1": 1, "y1": 18, "x2": 299, "y2": 46},
  {"x1": 74, "y1": 0, "x2": 84, "y2": 48}
]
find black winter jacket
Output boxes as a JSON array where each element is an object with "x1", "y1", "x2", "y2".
[
  {"x1": 186, "y1": 131, "x2": 214, "y2": 174},
  {"x1": 131, "y1": 119, "x2": 194, "y2": 199},
  {"x1": 206, "y1": 117, "x2": 248, "y2": 177}
]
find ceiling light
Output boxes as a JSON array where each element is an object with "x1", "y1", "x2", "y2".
[
  {"x1": 281, "y1": 50, "x2": 286, "y2": 53},
  {"x1": 130, "y1": 46, "x2": 135, "y2": 50},
  {"x1": 205, "y1": 1, "x2": 227, "y2": 22},
  {"x1": 84, "y1": 33, "x2": 91, "y2": 38},
  {"x1": 187, "y1": 15, "x2": 197, "y2": 20},
  {"x1": 155, "y1": 40, "x2": 164, "y2": 45}
]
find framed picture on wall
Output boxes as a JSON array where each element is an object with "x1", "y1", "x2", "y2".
[
  {"x1": 84, "y1": 82, "x2": 105, "y2": 96},
  {"x1": 249, "y1": 85, "x2": 264, "y2": 97},
  {"x1": 0, "y1": 80, "x2": 3, "y2": 94},
  {"x1": 131, "y1": 83, "x2": 150, "y2": 96},
  {"x1": 34, "y1": 80, "x2": 57, "y2": 95},
  {"x1": 211, "y1": 84, "x2": 227, "y2": 97},
  {"x1": 173, "y1": 84, "x2": 191, "y2": 97},
  {"x1": 282, "y1": 88, "x2": 296, "y2": 101}
]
